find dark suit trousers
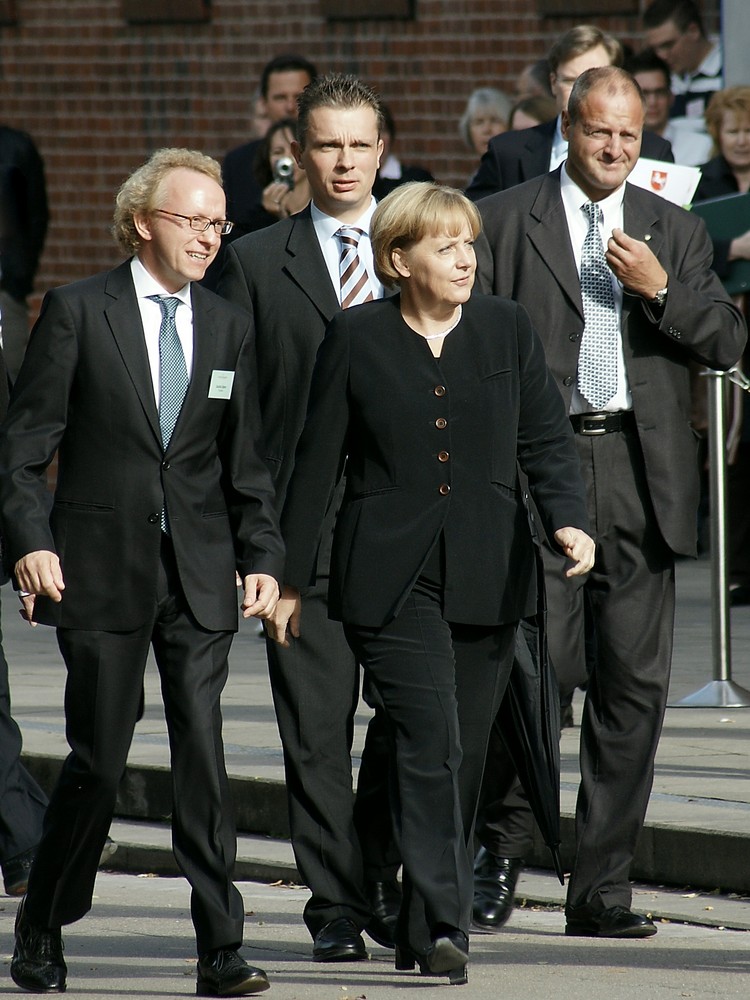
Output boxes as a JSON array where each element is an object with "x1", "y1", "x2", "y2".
[
  {"x1": 0, "y1": 590, "x2": 48, "y2": 862},
  {"x1": 345, "y1": 571, "x2": 515, "y2": 951},
  {"x1": 560, "y1": 426, "x2": 675, "y2": 913},
  {"x1": 24, "y1": 538, "x2": 245, "y2": 955},
  {"x1": 266, "y1": 576, "x2": 396, "y2": 937}
]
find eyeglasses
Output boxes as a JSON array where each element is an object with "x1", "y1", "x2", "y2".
[{"x1": 155, "y1": 209, "x2": 234, "y2": 235}]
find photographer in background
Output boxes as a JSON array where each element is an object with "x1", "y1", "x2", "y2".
[{"x1": 258, "y1": 118, "x2": 311, "y2": 226}]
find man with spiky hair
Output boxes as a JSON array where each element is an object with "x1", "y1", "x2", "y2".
[{"x1": 219, "y1": 73, "x2": 401, "y2": 963}]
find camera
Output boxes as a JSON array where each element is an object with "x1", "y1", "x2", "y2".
[{"x1": 273, "y1": 155, "x2": 295, "y2": 190}]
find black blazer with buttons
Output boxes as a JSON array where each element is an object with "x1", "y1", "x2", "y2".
[
  {"x1": 280, "y1": 294, "x2": 589, "y2": 629},
  {"x1": 476, "y1": 168, "x2": 747, "y2": 557}
]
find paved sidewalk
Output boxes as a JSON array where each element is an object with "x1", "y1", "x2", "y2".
[
  {"x1": 1, "y1": 872, "x2": 748, "y2": 1000},
  {"x1": 4, "y1": 556, "x2": 750, "y2": 911}
]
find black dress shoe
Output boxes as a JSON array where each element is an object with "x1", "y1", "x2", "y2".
[
  {"x1": 10, "y1": 897, "x2": 67, "y2": 993},
  {"x1": 312, "y1": 917, "x2": 368, "y2": 962},
  {"x1": 365, "y1": 879, "x2": 401, "y2": 948},
  {"x1": 396, "y1": 928, "x2": 469, "y2": 986},
  {"x1": 472, "y1": 849, "x2": 524, "y2": 930},
  {"x1": 3, "y1": 846, "x2": 36, "y2": 897},
  {"x1": 565, "y1": 904, "x2": 658, "y2": 938},
  {"x1": 196, "y1": 948, "x2": 270, "y2": 996},
  {"x1": 730, "y1": 584, "x2": 750, "y2": 606},
  {"x1": 426, "y1": 927, "x2": 469, "y2": 985}
]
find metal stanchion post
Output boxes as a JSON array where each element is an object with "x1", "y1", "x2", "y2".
[{"x1": 671, "y1": 368, "x2": 750, "y2": 707}]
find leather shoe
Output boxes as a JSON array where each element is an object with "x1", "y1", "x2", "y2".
[
  {"x1": 312, "y1": 917, "x2": 368, "y2": 962},
  {"x1": 3, "y1": 846, "x2": 36, "y2": 897},
  {"x1": 10, "y1": 897, "x2": 67, "y2": 993},
  {"x1": 472, "y1": 849, "x2": 523, "y2": 930},
  {"x1": 426, "y1": 927, "x2": 469, "y2": 985},
  {"x1": 365, "y1": 878, "x2": 401, "y2": 948},
  {"x1": 196, "y1": 948, "x2": 270, "y2": 996},
  {"x1": 565, "y1": 904, "x2": 658, "y2": 938}
]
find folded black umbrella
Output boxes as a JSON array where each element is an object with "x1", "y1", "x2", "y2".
[{"x1": 496, "y1": 611, "x2": 564, "y2": 884}]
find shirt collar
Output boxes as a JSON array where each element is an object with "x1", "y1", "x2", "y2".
[
  {"x1": 560, "y1": 162, "x2": 625, "y2": 225},
  {"x1": 131, "y1": 256, "x2": 192, "y2": 307},
  {"x1": 310, "y1": 196, "x2": 378, "y2": 244},
  {"x1": 692, "y1": 39, "x2": 722, "y2": 80}
]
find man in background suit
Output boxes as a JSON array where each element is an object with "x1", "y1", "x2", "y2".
[
  {"x1": 0, "y1": 124, "x2": 49, "y2": 380},
  {"x1": 477, "y1": 67, "x2": 745, "y2": 938},
  {"x1": 223, "y1": 54, "x2": 317, "y2": 234},
  {"x1": 219, "y1": 74, "x2": 400, "y2": 962},
  {"x1": 466, "y1": 24, "x2": 673, "y2": 202},
  {"x1": 0, "y1": 338, "x2": 48, "y2": 899},
  {"x1": 0, "y1": 148, "x2": 283, "y2": 996}
]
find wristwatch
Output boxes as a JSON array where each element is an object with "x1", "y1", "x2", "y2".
[{"x1": 650, "y1": 284, "x2": 668, "y2": 308}]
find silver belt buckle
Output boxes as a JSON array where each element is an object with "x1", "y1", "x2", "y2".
[{"x1": 580, "y1": 413, "x2": 609, "y2": 436}]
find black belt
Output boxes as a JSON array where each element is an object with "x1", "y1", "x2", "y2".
[{"x1": 569, "y1": 411, "x2": 635, "y2": 436}]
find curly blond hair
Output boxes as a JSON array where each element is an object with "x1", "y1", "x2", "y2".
[{"x1": 112, "y1": 148, "x2": 222, "y2": 255}]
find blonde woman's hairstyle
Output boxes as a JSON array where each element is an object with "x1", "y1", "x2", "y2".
[
  {"x1": 705, "y1": 87, "x2": 750, "y2": 152},
  {"x1": 370, "y1": 182, "x2": 481, "y2": 287},
  {"x1": 112, "y1": 147, "x2": 222, "y2": 256}
]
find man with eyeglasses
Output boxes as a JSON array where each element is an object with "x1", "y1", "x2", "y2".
[
  {"x1": 466, "y1": 24, "x2": 674, "y2": 202},
  {"x1": 627, "y1": 48, "x2": 713, "y2": 166},
  {"x1": 644, "y1": 0, "x2": 722, "y2": 135},
  {"x1": 0, "y1": 148, "x2": 284, "y2": 997}
]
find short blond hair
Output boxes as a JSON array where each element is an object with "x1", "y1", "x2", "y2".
[
  {"x1": 371, "y1": 182, "x2": 481, "y2": 286},
  {"x1": 112, "y1": 148, "x2": 222, "y2": 256}
]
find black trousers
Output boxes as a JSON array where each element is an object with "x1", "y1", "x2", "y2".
[
  {"x1": 24, "y1": 538, "x2": 245, "y2": 955},
  {"x1": 266, "y1": 576, "x2": 397, "y2": 938},
  {"x1": 345, "y1": 569, "x2": 515, "y2": 952},
  {"x1": 0, "y1": 589, "x2": 48, "y2": 863}
]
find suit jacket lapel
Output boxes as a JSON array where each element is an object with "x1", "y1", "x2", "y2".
[
  {"x1": 164, "y1": 282, "x2": 216, "y2": 451},
  {"x1": 521, "y1": 120, "x2": 557, "y2": 182},
  {"x1": 622, "y1": 183, "x2": 664, "y2": 329},
  {"x1": 527, "y1": 171, "x2": 584, "y2": 319},
  {"x1": 284, "y1": 208, "x2": 340, "y2": 324},
  {"x1": 104, "y1": 262, "x2": 162, "y2": 445}
]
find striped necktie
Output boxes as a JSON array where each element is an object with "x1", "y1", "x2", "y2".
[
  {"x1": 577, "y1": 202, "x2": 619, "y2": 410},
  {"x1": 148, "y1": 294, "x2": 188, "y2": 532},
  {"x1": 337, "y1": 226, "x2": 374, "y2": 309}
]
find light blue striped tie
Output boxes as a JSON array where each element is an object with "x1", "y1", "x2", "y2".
[{"x1": 148, "y1": 295, "x2": 188, "y2": 532}]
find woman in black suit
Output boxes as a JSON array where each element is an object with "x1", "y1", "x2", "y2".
[{"x1": 268, "y1": 183, "x2": 594, "y2": 983}]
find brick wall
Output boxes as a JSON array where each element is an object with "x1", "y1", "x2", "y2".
[{"x1": 0, "y1": 0, "x2": 721, "y2": 308}]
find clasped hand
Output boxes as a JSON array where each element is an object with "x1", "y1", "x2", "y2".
[{"x1": 605, "y1": 228, "x2": 668, "y2": 301}]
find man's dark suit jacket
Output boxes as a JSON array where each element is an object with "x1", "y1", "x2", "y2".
[
  {"x1": 476, "y1": 170, "x2": 746, "y2": 557},
  {"x1": 465, "y1": 118, "x2": 674, "y2": 201},
  {"x1": 0, "y1": 260, "x2": 284, "y2": 632},
  {"x1": 218, "y1": 206, "x2": 342, "y2": 511},
  {"x1": 223, "y1": 139, "x2": 265, "y2": 231},
  {"x1": 0, "y1": 125, "x2": 49, "y2": 301},
  {"x1": 281, "y1": 294, "x2": 589, "y2": 629}
]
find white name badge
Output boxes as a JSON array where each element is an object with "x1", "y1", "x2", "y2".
[{"x1": 208, "y1": 370, "x2": 235, "y2": 399}]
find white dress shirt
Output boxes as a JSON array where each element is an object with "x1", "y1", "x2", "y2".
[
  {"x1": 311, "y1": 198, "x2": 384, "y2": 303},
  {"x1": 548, "y1": 115, "x2": 569, "y2": 172},
  {"x1": 131, "y1": 256, "x2": 194, "y2": 408}
]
